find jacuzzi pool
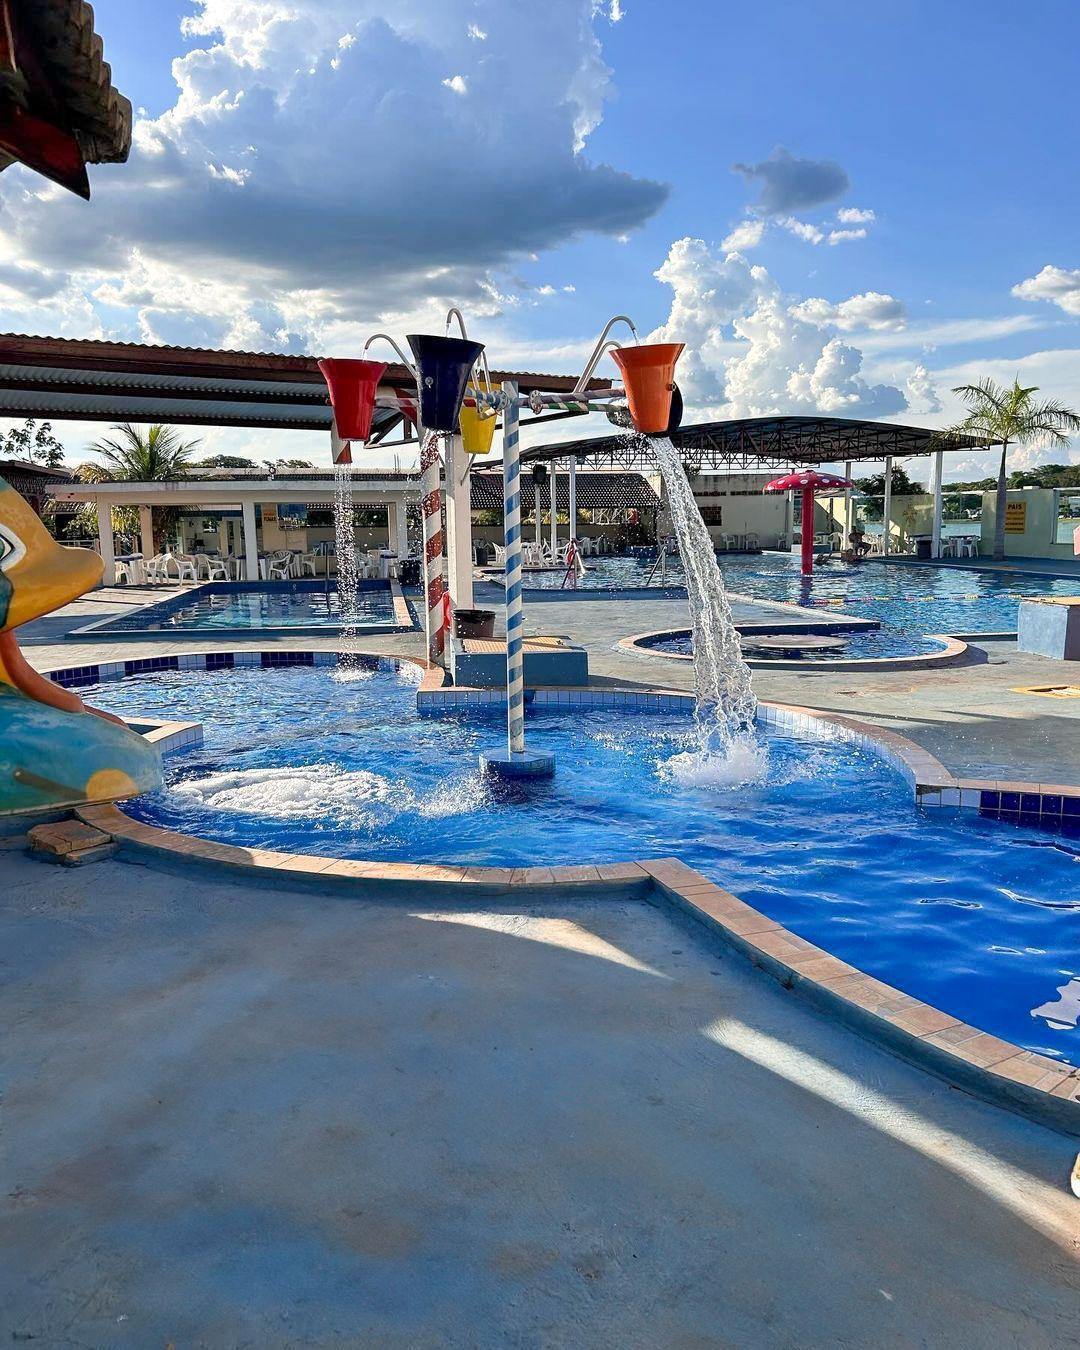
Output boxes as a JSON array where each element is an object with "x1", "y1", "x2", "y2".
[{"x1": 87, "y1": 662, "x2": 1080, "y2": 1064}]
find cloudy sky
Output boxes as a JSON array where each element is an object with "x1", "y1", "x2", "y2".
[{"x1": 3, "y1": 0, "x2": 1080, "y2": 477}]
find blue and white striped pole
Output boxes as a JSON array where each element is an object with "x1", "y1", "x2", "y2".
[
  {"x1": 503, "y1": 383, "x2": 526, "y2": 756},
  {"x1": 479, "y1": 381, "x2": 555, "y2": 778}
]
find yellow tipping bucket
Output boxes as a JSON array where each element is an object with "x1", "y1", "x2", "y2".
[{"x1": 459, "y1": 382, "x2": 500, "y2": 455}]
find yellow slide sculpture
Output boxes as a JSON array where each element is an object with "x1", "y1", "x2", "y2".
[{"x1": 0, "y1": 477, "x2": 161, "y2": 816}]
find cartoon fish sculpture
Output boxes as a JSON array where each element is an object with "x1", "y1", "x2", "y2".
[{"x1": 0, "y1": 477, "x2": 162, "y2": 815}]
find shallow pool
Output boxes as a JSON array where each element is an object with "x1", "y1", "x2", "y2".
[
  {"x1": 91, "y1": 664, "x2": 1080, "y2": 1064},
  {"x1": 80, "y1": 581, "x2": 401, "y2": 635},
  {"x1": 649, "y1": 630, "x2": 949, "y2": 663}
]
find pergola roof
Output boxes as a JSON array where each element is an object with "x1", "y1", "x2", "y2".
[
  {"x1": 0, "y1": 334, "x2": 610, "y2": 437},
  {"x1": 520, "y1": 415, "x2": 999, "y2": 471},
  {"x1": 471, "y1": 471, "x2": 659, "y2": 514}
]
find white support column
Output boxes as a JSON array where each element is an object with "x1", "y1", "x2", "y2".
[
  {"x1": 549, "y1": 464, "x2": 558, "y2": 559},
  {"x1": 96, "y1": 499, "x2": 115, "y2": 585},
  {"x1": 843, "y1": 459, "x2": 853, "y2": 541},
  {"x1": 882, "y1": 455, "x2": 893, "y2": 556},
  {"x1": 242, "y1": 499, "x2": 259, "y2": 580},
  {"x1": 138, "y1": 504, "x2": 154, "y2": 560},
  {"x1": 931, "y1": 449, "x2": 944, "y2": 559},
  {"x1": 443, "y1": 433, "x2": 474, "y2": 608},
  {"x1": 568, "y1": 456, "x2": 578, "y2": 542},
  {"x1": 389, "y1": 497, "x2": 408, "y2": 560},
  {"x1": 534, "y1": 473, "x2": 543, "y2": 549}
]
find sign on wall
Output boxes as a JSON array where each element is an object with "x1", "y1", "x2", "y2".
[{"x1": 1005, "y1": 501, "x2": 1027, "y2": 534}]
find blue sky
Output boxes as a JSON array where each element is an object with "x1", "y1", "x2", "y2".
[{"x1": 4, "y1": 0, "x2": 1080, "y2": 475}]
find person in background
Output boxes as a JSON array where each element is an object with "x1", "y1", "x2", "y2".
[{"x1": 849, "y1": 525, "x2": 871, "y2": 558}]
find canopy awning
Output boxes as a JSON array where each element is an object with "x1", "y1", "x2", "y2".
[{"x1": 518, "y1": 415, "x2": 999, "y2": 471}]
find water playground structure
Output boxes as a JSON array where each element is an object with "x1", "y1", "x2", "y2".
[
  {"x1": 319, "y1": 311, "x2": 686, "y2": 779},
  {"x1": 764, "y1": 467, "x2": 855, "y2": 576}
]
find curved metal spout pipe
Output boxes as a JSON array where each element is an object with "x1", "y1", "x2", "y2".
[
  {"x1": 572, "y1": 314, "x2": 639, "y2": 398},
  {"x1": 363, "y1": 333, "x2": 418, "y2": 382},
  {"x1": 444, "y1": 307, "x2": 469, "y2": 340}
]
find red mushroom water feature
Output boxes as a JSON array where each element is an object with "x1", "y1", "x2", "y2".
[{"x1": 764, "y1": 469, "x2": 854, "y2": 577}]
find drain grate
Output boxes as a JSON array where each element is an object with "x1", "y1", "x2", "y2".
[{"x1": 1013, "y1": 684, "x2": 1080, "y2": 699}]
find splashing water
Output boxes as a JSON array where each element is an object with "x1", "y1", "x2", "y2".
[
  {"x1": 648, "y1": 435, "x2": 765, "y2": 782},
  {"x1": 333, "y1": 461, "x2": 361, "y2": 676}
]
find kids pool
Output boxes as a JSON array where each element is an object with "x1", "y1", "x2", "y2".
[{"x1": 88, "y1": 662, "x2": 1080, "y2": 1064}]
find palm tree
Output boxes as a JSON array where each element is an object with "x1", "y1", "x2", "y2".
[
  {"x1": 79, "y1": 424, "x2": 202, "y2": 552},
  {"x1": 937, "y1": 379, "x2": 1080, "y2": 561},
  {"x1": 89, "y1": 422, "x2": 201, "y2": 481}
]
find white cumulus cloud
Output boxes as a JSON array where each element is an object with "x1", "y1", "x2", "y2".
[
  {"x1": 837, "y1": 206, "x2": 875, "y2": 224},
  {"x1": 0, "y1": 0, "x2": 666, "y2": 352},
  {"x1": 790, "y1": 291, "x2": 906, "y2": 332},
  {"x1": 827, "y1": 227, "x2": 867, "y2": 245},
  {"x1": 1012, "y1": 264, "x2": 1080, "y2": 316},
  {"x1": 650, "y1": 237, "x2": 906, "y2": 420},
  {"x1": 720, "y1": 218, "x2": 765, "y2": 252},
  {"x1": 778, "y1": 217, "x2": 824, "y2": 245}
]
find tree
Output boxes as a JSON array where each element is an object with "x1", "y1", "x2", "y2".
[
  {"x1": 936, "y1": 378, "x2": 1080, "y2": 561},
  {"x1": 265, "y1": 458, "x2": 316, "y2": 470},
  {"x1": 195, "y1": 454, "x2": 257, "y2": 469},
  {"x1": 1, "y1": 417, "x2": 65, "y2": 467},
  {"x1": 82, "y1": 424, "x2": 202, "y2": 552},
  {"x1": 89, "y1": 422, "x2": 201, "y2": 481},
  {"x1": 853, "y1": 465, "x2": 924, "y2": 520}
]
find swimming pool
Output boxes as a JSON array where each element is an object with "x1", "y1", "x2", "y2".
[
  {"x1": 533, "y1": 551, "x2": 1078, "y2": 654},
  {"x1": 71, "y1": 580, "x2": 408, "y2": 638},
  {"x1": 89, "y1": 664, "x2": 1079, "y2": 1064}
]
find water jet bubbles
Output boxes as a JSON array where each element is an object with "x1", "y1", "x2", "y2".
[
  {"x1": 649, "y1": 435, "x2": 765, "y2": 785},
  {"x1": 334, "y1": 460, "x2": 361, "y2": 674}
]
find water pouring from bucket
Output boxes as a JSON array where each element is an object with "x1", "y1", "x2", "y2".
[{"x1": 573, "y1": 318, "x2": 762, "y2": 782}]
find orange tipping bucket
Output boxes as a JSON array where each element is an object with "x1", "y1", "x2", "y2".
[
  {"x1": 610, "y1": 342, "x2": 685, "y2": 435},
  {"x1": 318, "y1": 358, "x2": 387, "y2": 443}
]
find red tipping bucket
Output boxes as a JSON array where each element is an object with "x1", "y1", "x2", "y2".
[
  {"x1": 318, "y1": 358, "x2": 387, "y2": 443},
  {"x1": 610, "y1": 343, "x2": 685, "y2": 435}
]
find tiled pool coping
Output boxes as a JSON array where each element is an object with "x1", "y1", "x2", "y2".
[
  {"x1": 27, "y1": 646, "x2": 1080, "y2": 1136},
  {"x1": 617, "y1": 626, "x2": 971, "y2": 672}
]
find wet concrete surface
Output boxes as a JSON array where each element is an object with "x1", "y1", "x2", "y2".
[{"x1": 2, "y1": 849, "x2": 1078, "y2": 1347}]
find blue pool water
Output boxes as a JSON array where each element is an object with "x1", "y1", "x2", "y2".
[
  {"x1": 81, "y1": 581, "x2": 401, "y2": 634},
  {"x1": 649, "y1": 629, "x2": 947, "y2": 663},
  {"x1": 532, "y1": 551, "x2": 1079, "y2": 657},
  {"x1": 90, "y1": 664, "x2": 1080, "y2": 1064}
]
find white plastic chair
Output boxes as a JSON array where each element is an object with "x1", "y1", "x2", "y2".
[
  {"x1": 266, "y1": 551, "x2": 293, "y2": 581},
  {"x1": 162, "y1": 553, "x2": 197, "y2": 582},
  {"x1": 204, "y1": 556, "x2": 230, "y2": 581},
  {"x1": 298, "y1": 552, "x2": 318, "y2": 577},
  {"x1": 744, "y1": 531, "x2": 759, "y2": 550}
]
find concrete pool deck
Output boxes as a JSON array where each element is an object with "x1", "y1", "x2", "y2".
[{"x1": 2, "y1": 847, "x2": 1078, "y2": 1347}]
